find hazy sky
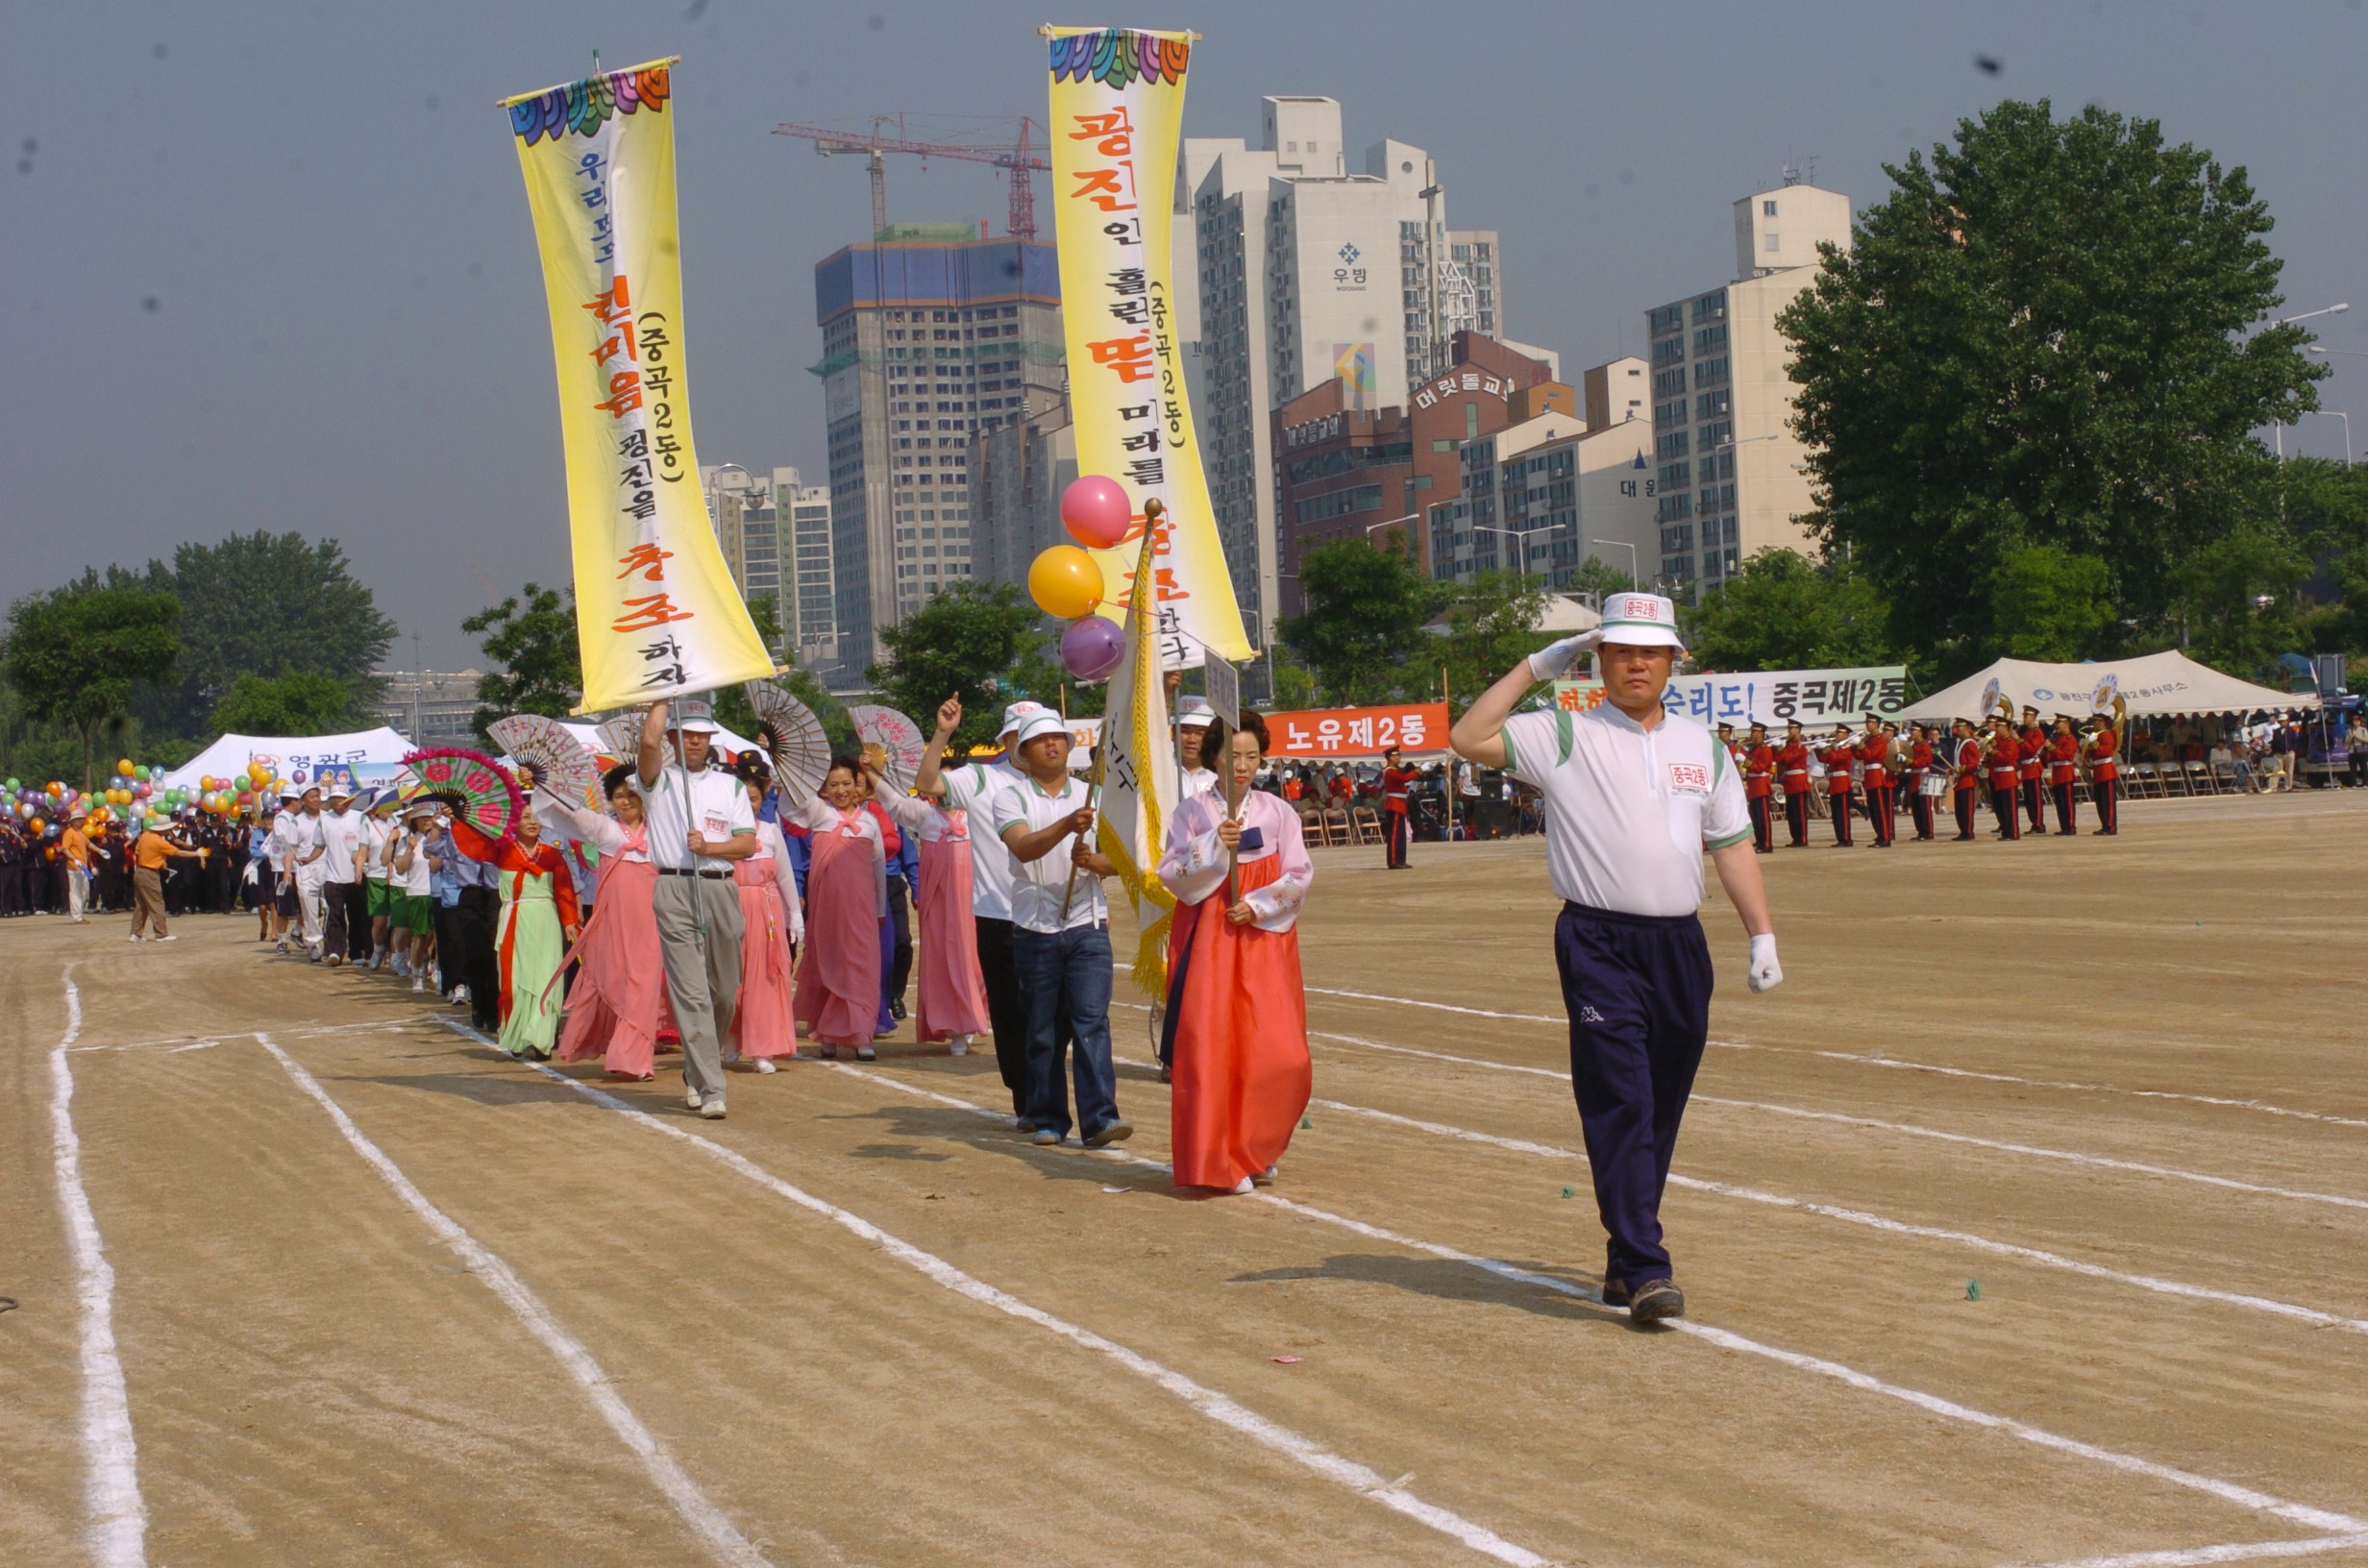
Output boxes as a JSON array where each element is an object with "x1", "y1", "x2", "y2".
[{"x1": 10, "y1": 1, "x2": 2365, "y2": 667}]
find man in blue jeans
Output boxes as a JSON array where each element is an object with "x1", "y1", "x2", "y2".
[{"x1": 993, "y1": 712, "x2": 1132, "y2": 1149}]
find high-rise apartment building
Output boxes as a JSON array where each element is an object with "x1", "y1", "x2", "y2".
[
  {"x1": 1644, "y1": 181, "x2": 1850, "y2": 597},
  {"x1": 786, "y1": 482, "x2": 835, "y2": 673},
  {"x1": 1183, "y1": 95, "x2": 1501, "y2": 648},
  {"x1": 812, "y1": 228, "x2": 1062, "y2": 677},
  {"x1": 972, "y1": 398, "x2": 1078, "y2": 599}
]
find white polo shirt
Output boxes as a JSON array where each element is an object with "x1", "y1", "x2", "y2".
[
  {"x1": 939, "y1": 756, "x2": 1026, "y2": 920},
  {"x1": 1501, "y1": 701, "x2": 1751, "y2": 919},
  {"x1": 989, "y1": 771, "x2": 1107, "y2": 934},
  {"x1": 318, "y1": 807, "x2": 364, "y2": 884},
  {"x1": 631, "y1": 763, "x2": 755, "y2": 871}
]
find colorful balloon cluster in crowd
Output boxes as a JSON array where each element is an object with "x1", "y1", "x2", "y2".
[
  {"x1": 8, "y1": 756, "x2": 296, "y2": 838},
  {"x1": 1027, "y1": 476, "x2": 1132, "y2": 682}
]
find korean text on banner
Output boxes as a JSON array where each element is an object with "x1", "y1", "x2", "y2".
[
  {"x1": 1268, "y1": 704, "x2": 1450, "y2": 759},
  {"x1": 504, "y1": 59, "x2": 775, "y2": 713},
  {"x1": 1045, "y1": 26, "x2": 1249, "y2": 669},
  {"x1": 1554, "y1": 666, "x2": 1909, "y2": 729}
]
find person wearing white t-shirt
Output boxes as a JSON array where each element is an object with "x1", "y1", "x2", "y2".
[
  {"x1": 317, "y1": 783, "x2": 367, "y2": 967},
  {"x1": 635, "y1": 696, "x2": 757, "y2": 1120},
  {"x1": 918, "y1": 698, "x2": 1052, "y2": 1120},
  {"x1": 1451, "y1": 591, "x2": 1782, "y2": 1326}
]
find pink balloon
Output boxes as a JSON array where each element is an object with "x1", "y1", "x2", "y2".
[
  {"x1": 1061, "y1": 476, "x2": 1134, "y2": 551},
  {"x1": 1059, "y1": 614, "x2": 1125, "y2": 681}
]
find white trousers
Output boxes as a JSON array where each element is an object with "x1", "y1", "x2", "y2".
[{"x1": 294, "y1": 864, "x2": 328, "y2": 944}]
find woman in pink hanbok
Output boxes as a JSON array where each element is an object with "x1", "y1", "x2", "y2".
[
  {"x1": 778, "y1": 756, "x2": 887, "y2": 1060},
  {"x1": 530, "y1": 765, "x2": 671, "y2": 1081},
  {"x1": 877, "y1": 696, "x2": 991, "y2": 1055},
  {"x1": 728, "y1": 758, "x2": 805, "y2": 1070}
]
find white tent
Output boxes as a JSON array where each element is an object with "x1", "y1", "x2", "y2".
[
  {"x1": 1906, "y1": 650, "x2": 2315, "y2": 724},
  {"x1": 157, "y1": 727, "x2": 417, "y2": 796}
]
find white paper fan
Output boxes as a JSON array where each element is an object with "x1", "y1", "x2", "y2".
[
  {"x1": 849, "y1": 703, "x2": 925, "y2": 794},
  {"x1": 745, "y1": 679, "x2": 830, "y2": 797},
  {"x1": 488, "y1": 714, "x2": 600, "y2": 808},
  {"x1": 596, "y1": 711, "x2": 645, "y2": 765}
]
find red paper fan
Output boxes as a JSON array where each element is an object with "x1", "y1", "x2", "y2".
[{"x1": 404, "y1": 747, "x2": 523, "y2": 842}]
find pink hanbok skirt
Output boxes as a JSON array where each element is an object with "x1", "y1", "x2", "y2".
[
  {"x1": 557, "y1": 857, "x2": 670, "y2": 1078},
  {"x1": 793, "y1": 829, "x2": 881, "y2": 1047},
  {"x1": 730, "y1": 856, "x2": 799, "y2": 1059},
  {"x1": 913, "y1": 836, "x2": 990, "y2": 1042}
]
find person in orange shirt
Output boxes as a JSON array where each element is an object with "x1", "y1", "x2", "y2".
[
  {"x1": 1821, "y1": 724, "x2": 1857, "y2": 847},
  {"x1": 130, "y1": 822, "x2": 205, "y2": 942},
  {"x1": 1775, "y1": 720, "x2": 1813, "y2": 847},
  {"x1": 1741, "y1": 722, "x2": 1776, "y2": 853},
  {"x1": 2084, "y1": 717, "x2": 2121, "y2": 835},
  {"x1": 2046, "y1": 716, "x2": 2082, "y2": 835},
  {"x1": 62, "y1": 818, "x2": 94, "y2": 924},
  {"x1": 1986, "y1": 719, "x2": 2024, "y2": 841},
  {"x1": 1858, "y1": 717, "x2": 1896, "y2": 848}
]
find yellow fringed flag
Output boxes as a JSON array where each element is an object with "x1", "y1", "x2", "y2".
[{"x1": 1094, "y1": 522, "x2": 1179, "y2": 995}]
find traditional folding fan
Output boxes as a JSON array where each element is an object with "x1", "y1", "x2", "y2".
[
  {"x1": 745, "y1": 679, "x2": 830, "y2": 797},
  {"x1": 596, "y1": 710, "x2": 645, "y2": 766},
  {"x1": 403, "y1": 747, "x2": 523, "y2": 842},
  {"x1": 849, "y1": 703, "x2": 925, "y2": 794},
  {"x1": 488, "y1": 714, "x2": 600, "y2": 807}
]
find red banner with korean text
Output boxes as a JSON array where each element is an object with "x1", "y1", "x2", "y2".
[
  {"x1": 1044, "y1": 26, "x2": 1249, "y2": 667},
  {"x1": 504, "y1": 59, "x2": 775, "y2": 712},
  {"x1": 1266, "y1": 703, "x2": 1451, "y2": 759}
]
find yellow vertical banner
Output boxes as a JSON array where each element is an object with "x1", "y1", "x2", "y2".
[
  {"x1": 504, "y1": 59, "x2": 775, "y2": 713},
  {"x1": 1044, "y1": 27, "x2": 1251, "y2": 667}
]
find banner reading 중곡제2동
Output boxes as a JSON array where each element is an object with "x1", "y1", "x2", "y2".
[
  {"x1": 504, "y1": 59, "x2": 775, "y2": 713},
  {"x1": 1045, "y1": 26, "x2": 1250, "y2": 668}
]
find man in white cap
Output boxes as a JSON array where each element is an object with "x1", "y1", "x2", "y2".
[
  {"x1": 317, "y1": 778, "x2": 367, "y2": 967},
  {"x1": 917, "y1": 696, "x2": 1053, "y2": 1122},
  {"x1": 636, "y1": 696, "x2": 756, "y2": 1120},
  {"x1": 1173, "y1": 696, "x2": 1220, "y2": 799},
  {"x1": 1450, "y1": 591, "x2": 1782, "y2": 1325}
]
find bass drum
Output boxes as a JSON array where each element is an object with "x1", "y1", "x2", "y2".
[{"x1": 1917, "y1": 772, "x2": 1949, "y2": 797}]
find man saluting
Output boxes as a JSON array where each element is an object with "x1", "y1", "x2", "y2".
[{"x1": 1451, "y1": 593, "x2": 1782, "y2": 1324}]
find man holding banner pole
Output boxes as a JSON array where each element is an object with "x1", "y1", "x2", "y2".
[{"x1": 635, "y1": 696, "x2": 754, "y2": 1120}]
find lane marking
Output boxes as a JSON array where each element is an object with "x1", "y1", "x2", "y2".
[
  {"x1": 1277, "y1": 1020, "x2": 2368, "y2": 1216},
  {"x1": 818, "y1": 1058, "x2": 2368, "y2": 1539},
  {"x1": 2012, "y1": 1534, "x2": 2368, "y2": 1566},
  {"x1": 70, "y1": 1017, "x2": 434, "y2": 1055},
  {"x1": 424, "y1": 1023, "x2": 1560, "y2": 1567},
  {"x1": 1307, "y1": 987, "x2": 2368, "y2": 1131},
  {"x1": 256, "y1": 1034, "x2": 771, "y2": 1568},
  {"x1": 49, "y1": 966, "x2": 148, "y2": 1568},
  {"x1": 1300, "y1": 1098, "x2": 2368, "y2": 1335}
]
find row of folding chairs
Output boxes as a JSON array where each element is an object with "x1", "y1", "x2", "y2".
[
  {"x1": 2121, "y1": 760, "x2": 2239, "y2": 798},
  {"x1": 1295, "y1": 802, "x2": 1383, "y2": 846}
]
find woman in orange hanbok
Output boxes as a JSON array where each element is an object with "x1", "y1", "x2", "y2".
[{"x1": 1154, "y1": 710, "x2": 1314, "y2": 1194}]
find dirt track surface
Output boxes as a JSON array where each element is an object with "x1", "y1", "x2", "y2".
[{"x1": 6, "y1": 789, "x2": 2366, "y2": 1567}]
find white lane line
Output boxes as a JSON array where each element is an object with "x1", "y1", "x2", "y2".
[
  {"x1": 822, "y1": 1059, "x2": 2368, "y2": 1540},
  {"x1": 49, "y1": 967, "x2": 148, "y2": 1568},
  {"x1": 428, "y1": 1032, "x2": 1557, "y2": 1568},
  {"x1": 2012, "y1": 1533, "x2": 2368, "y2": 1566},
  {"x1": 1309, "y1": 986, "x2": 2368, "y2": 1132},
  {"x1": 1301, "y1": 1097, "x2": 2368, "y2": 1336},
  {"x1": 256, "y1": 1034, "x2": 771, "y2": 1568},
  {"x1": 1283, "y1": 1023, "x2": 2368, "y2": 1216},
  {"x1": 69, "y1": 1017, "x2": 434, "y2": 1054}
]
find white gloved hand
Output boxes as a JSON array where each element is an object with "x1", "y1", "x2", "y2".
[
  {"x1": 1528, "y1": 628, "x2": 1605, "y2": 683},
  {"x1": 1746, "y1": 933, "x2": 1784, "y2": 993}
]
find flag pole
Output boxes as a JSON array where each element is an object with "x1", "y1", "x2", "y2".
[{"x1": 1062, "y1": 500, "x2": 1162, "y2": 920}]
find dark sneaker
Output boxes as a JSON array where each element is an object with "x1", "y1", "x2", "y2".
[
  {"x1": 1083, "y1": 1119, "x2": 1134, "y2": 1148},
  {"x1": 1626, "y1": 1279, "x2": 1685, "y2": 1323}
]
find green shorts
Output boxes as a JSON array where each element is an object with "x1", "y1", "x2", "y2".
[
  {"x1": 393, "y1": 893, "x2": 435, "y2": 935},
  {"x1": 366, "y1": 879, "x2": 397, "y2": 918}
]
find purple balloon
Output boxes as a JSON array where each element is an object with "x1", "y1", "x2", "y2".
[{"x1": 1059, "y1": 614, "x2": 1125, "y2": 681}]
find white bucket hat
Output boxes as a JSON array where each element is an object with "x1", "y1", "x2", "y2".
[
  {"x1": 1597, "y1": 592, "x2": 1686, "y2": 649},
  {"x1": 1000, "y1": 699, "x2": 1050, "y2": 738},
  {"x1": 1013, "y1": 711, "x2": 1072, "y2": 747}
]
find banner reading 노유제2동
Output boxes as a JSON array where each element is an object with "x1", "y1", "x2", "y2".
[
  {"x1": 504, "y1": 59, "x2": 775, "y2": 713},
  {"x1": 1044, "y1": 26, "x2": 1250, "y2": 669}
]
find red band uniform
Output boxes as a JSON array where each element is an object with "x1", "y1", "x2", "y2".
[
  {"x1": 1858, "y1": 728, "x2": 1896, "y2": 847},
  {"x1": 1742, "y1": 741, "x2": 1776, "y2": 853},
  {"x1": 1775, "y1": 734, "x2": 1813, "y2": 847},
  {"x1": 1821, "y1": 738, "x2": 1856, "y2": 846}
]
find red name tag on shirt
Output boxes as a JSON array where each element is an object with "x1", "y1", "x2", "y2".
[
  {"x1": 1668, "y1": 763, "x2": 1710, "y2": 793},
  {"x1": 702, "y1": 813, "x2": 728, "y2": 840}
]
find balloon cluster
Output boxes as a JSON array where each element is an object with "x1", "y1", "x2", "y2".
[
  {"x1": 5, "y1": 755, "x2": 296, "y2": 836},
  {"x1": 1029, "y1": 476, "x2": 1130, "y2": 682}
]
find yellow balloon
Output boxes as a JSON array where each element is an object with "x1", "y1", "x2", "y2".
[{"x1": 1028, "y1": 546, "x2": 1105, "y2": 621}]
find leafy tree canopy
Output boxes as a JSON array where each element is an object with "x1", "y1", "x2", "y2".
[
  {"x1": 1439, "y1": 570, "x2": 1552, "y2": 708},
  {"x1": 868, "y1": 581, "x2": 1062, "y2": 751},
  {"x1": 1277, "y1": 540, "x2": 1452, "y2": 706},
  {"x1": 1682, "y1": 549, "x2": 1904, "y2": 674},
  {"x1": 1783, "y1": 99, "x2": 2324, "y2": 676},
  {"x1": 3, "y1": 580, "x2": 182, "y2": 788},
  {"x1": 210, "y1": 672, "x2": 363, "y2": 736},
  {"x1": 463, "y1": 582, "x2": 580, "y2": 743}
]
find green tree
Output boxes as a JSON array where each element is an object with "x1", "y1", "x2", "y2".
[
  {"x1": 1988, "y1": 544, "x2": 2115, "y2": 661},
  {"x1": 1439, "y1": 571, "x2": 1552, "y2": 708},
  {"x1": 1682, "y1": 549, "x2": 1902, "y2": 673},
  {"x1": 3, "y1": 582, "x2": 182, "y2": 788},
  {"x1": 463, "y1": 583, "x2": 580, "y2": 742},
  {"x1": 1783, "y1": 99, "x2": 2325, "y2": 675},
  {"x1": 210, "y1": 672, "x2": 364, "y2": 736},
  {"x1": 868, "y1": 581, "x2": 1057, "y2": 751},
  {"x1": 1565, "y1": 554, "x2": 1638, "y2": 602},
  {"x1": 2173, "y1": 520, "x2": 2312, "y2": 679},
  {"x1": 1277, "y1": 540, "x2": 1452, "y2": 705},
  {"x1": 135, "y1": 532, "x2": 396, "y2": 735}
]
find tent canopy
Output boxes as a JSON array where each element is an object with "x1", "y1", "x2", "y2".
[
  {"x1": 1905, "y1": 650, "x2": 2316, "y2": 724},
  {"x1": 157, "y1": 728, "x2": 417, "y2": 796}
]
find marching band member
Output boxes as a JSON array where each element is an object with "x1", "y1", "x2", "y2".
[
  {"x1": 1986, "y1": 718, "x2": 2025, "y2": 842},
  {"x1": 1858, "y1": 717, "x2": 1897, "y2": 849},
  {"x1": 1951, "y1": 719, "x2": 1984, "y2": 841},
  {"x1": 2047, "y1": 716, "x2": 2082, "y2": 836},
  {"x1": 1820, "y1": 723, "x2": 1857, "y2": 847},
  {"x1": 1741, "y1": 722, "x2": 1776, "y2": 854},
  {"x1": 2017, "y1": 706, "x2": 2049, "y2": 836},
  {"x1": 1904, "y1": 723, "x2": 1937, "y2": 842},
  {"x1": 1776, "y1": 720, "x2": 1813, "y2": 848},
  {"x1": 2084, "y1": 715, "x2": 2122, "y2": 835}
]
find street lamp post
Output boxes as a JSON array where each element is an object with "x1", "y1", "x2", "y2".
[
  {"x1": 2272, "y1": 305, "x2": 2350, "y2": 456},
  {"x1": 1468, "y1": 524, "x2": 1535, "y2": 588},
  {"x1": 1590, "y1": 538, "x2": 1639, "y2": 590}
]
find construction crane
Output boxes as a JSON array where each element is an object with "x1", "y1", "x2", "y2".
[{"x1": 772, "y1": 115, "x2": 1048, "y2": 240}]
